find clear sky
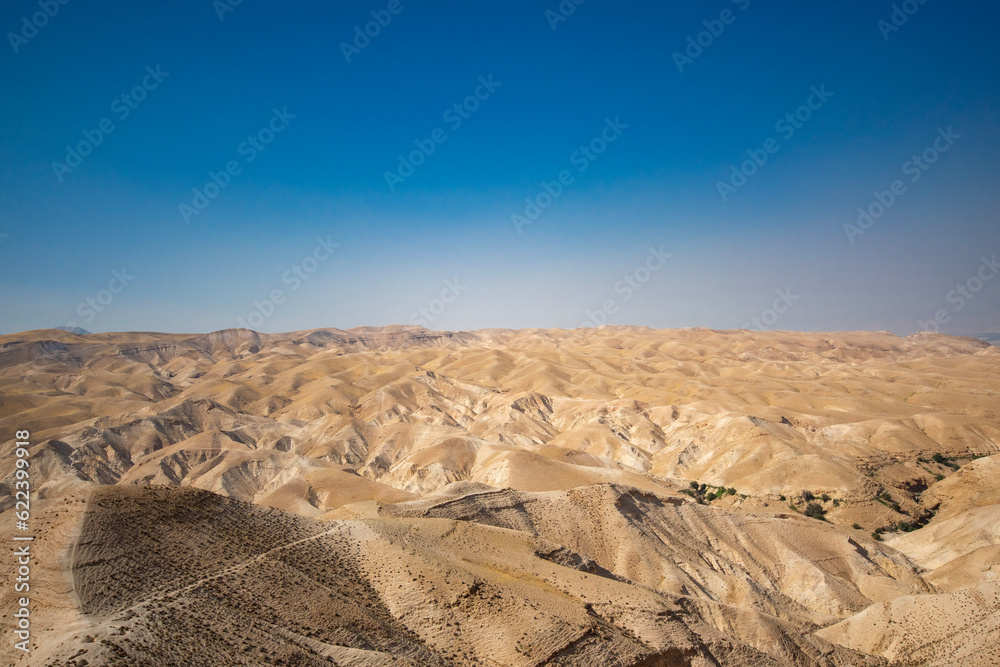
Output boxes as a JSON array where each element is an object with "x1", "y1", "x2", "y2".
[{"x1": 2, "y1": 0, "x2": 998, "y2": 335}]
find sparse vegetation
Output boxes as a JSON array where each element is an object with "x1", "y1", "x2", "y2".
[
  {"x1": 684, "y1": 482, "x2": 738, "y2": 504},
  {"x1": 874, "y1": 491, "x2": 902, "y2": 513},
  {"x1": 932, "y1": 452, "x2": 960, "y2": 470},
  {"x1": 804, "y1": 502, "x2": 826, "y2": 520}
]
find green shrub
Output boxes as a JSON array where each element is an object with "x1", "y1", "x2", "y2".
[
  {"x1": 852, "y1": 523, "x2": 862, "y2": 530},
  {"x1": 804, "y1": 502, "x2": 826, "y2": 520}
]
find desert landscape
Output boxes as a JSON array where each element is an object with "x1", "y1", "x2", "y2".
[
  {"x1": 5, "y1": 0, "x2": 998, "y2": 664},
  {"x1": 1, "y1": 325, "x2": 998, "y2": 666}
]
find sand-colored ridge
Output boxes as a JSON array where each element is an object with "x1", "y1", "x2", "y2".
[
  {"x1": 815, "y1": 580, "x2": 1000, "y2": 665},
  {"x1": 1, "y1": 325, "x2": 998, "y2": 665}
]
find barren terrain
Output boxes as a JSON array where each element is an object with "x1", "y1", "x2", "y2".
[{"x1": 1, "y1": 326, "x2": 998, "y2": 665}]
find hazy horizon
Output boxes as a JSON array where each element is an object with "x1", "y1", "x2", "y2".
[{"x1": 20, "y1": 324, "x2": 1000, "y2": 345}]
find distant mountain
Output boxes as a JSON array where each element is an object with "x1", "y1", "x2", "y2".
[
  {"x1": 966, "y1": 333, "x2": 1000, "y2": 345},
  {"x1": 53, "y1": 325, "x2": 91, "y2": 335}
]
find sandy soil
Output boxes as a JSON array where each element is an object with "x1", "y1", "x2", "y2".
[{"x1": 0, "y1": 326, "x2": 997, "y2": 665}]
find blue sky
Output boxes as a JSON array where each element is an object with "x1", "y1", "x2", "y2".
[{"x1": 1, "y1": 0, "x2": 999, "y2": 335}]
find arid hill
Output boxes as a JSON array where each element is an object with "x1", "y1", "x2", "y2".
[{"x1": 1, "y1": 326, "x2": 998, "y2": 665}]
